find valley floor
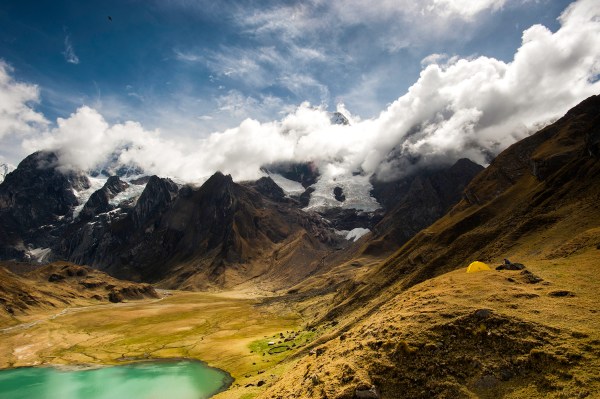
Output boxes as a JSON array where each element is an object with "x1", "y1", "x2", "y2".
[{"x1": 0, "y1": 289, "x2": 317, "y2": 399}]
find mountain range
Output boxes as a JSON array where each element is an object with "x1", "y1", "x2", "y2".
[{"x1": 0, "y1": 137, "x2": 482, "y2": 290}]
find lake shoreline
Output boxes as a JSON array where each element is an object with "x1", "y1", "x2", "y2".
[{"x1": 0, "y1": 358, "x2": 234, "y2": 399}]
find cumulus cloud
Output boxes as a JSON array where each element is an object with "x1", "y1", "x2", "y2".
[
  {"x1": 62, "y1": 34, "x2": 80, "y2": 65},
  {"x1": 14, "y1": 0, "x2": 600, "y2": 188},
  {"x1": 23, "y1": 106, "x2": 157, "y2": 171},
  {"x1": 369, "y1": 0, "x2": 600, "y2": 177},
  {"x1": 0, "y1": 61, "x2": 48, "y2": 141}
]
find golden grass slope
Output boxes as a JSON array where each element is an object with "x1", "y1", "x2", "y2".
[
  {"x1": 260, "y1": 247, "x2": 600, "y2": 399},
  {"x1": 257, "y1": 95, "x2": 600, "y2": 398}
]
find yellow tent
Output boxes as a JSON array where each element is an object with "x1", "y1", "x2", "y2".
[{"x1": 466, "y1": 261, "x2": 491, "y2": 273}]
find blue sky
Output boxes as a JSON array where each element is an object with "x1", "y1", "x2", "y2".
[
  {"x1": 0, "y1": 0, "x2": 598, "y2": 183},
  {"x1": 1, "y1": 1, "x2": 571, "y2": 126}
]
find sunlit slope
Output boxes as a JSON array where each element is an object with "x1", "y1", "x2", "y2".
[
  {"x1": 261, "y1": 248, "x2": 600, "y2": 398},
  {"x1": 258, "y1": 95, "x2": 600, "y2": 398}
]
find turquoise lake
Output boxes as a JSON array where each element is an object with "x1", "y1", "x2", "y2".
[{"x1": 0, "y1": 360, "x2": 232, "y2": 399}]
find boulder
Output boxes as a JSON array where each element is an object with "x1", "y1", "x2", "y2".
[{"x1": 355, "y1": 386, "x2": 380, "y2": 399}]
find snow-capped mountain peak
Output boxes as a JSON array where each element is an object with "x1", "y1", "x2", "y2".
[{"x1": 329, "y1": 112, "x2": 350, "y2": 126}]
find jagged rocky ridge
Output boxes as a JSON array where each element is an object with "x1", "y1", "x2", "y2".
[
  {"x1": 0, "y1": 156, "x2": 341, "y2": 288},
  {"x1": 0, "y1": 139, "x2": 485, "y2": 289}
]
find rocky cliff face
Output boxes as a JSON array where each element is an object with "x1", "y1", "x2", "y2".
[
  {"x1": 0, "y1": 151, "x2": 90, "y2": 258},
  {"x1": 79, "y1": 176, "x2": 129, "y2": 220},
  {"x1": 130, "y1": 175, "x2": 179, "y2": 228},
  {"x1": 58, "y1": 171, "x2": 343, "y2": 288},
  {"x1": 0, "y1": 148, "x2": 483, "y2": 289},
  {"x1": 0, "y1": 151, "x2": 89, "y2": 229},
  {"x1": 0, "y1": 120, "x2": 489, "y2": 289},
  {"x1": 62, "y1": 175, "x2": 179, "y2": 279}
]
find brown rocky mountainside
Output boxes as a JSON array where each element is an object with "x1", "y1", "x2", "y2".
[
  {"x1": 0, "y1": 261, "x2": 158, "y2": 325},
  {"x1": 63, "y1": 172, "x2": 341, "y2": 290},
  {"x1": 258, "y1": 95, "x2": 600, "y2": 398},
  {"x1": 366, "y1": 158, "x2": 484, "y2": 255}
]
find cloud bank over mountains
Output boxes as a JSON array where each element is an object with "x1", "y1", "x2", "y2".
[{"x1": 2, "y1": 0, "x2": 599, "y2": 185}]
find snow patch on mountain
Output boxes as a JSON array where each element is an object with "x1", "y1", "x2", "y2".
[
  {"x1": 346, "y1": 228, "x2": 371, "y2": 241},
  {"x1": 72, "y1": 177, "x2": 107, "y2": 217},
  {"x1": 335, "y1": 227, "x2": 371, "y2": 242},
  {"x1": 305, "y1": 173, "x2": 380, "y2": 212},
  {"x1": 268, "y1": 173, "x2": 306, "y2": 196},
  {"x1": 109, "y1": 182, "x2": 147, "y2": 207},
  {"x1": 24, "y1": 247, "x2": 52, "y2": 263}
]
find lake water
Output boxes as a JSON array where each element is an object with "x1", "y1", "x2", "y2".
[{"x1": 0, "y1": 359, "x2": 232, "y2": 399}]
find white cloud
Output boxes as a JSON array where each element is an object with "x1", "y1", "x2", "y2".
[
  {"x1": 215, "y1": 90, "x2": 289, "y2": 120},
  {"x1": 62, "y1": 34, "x2": 80, "y2": 65},
  {"x1": 173, "y1": 49, "x2": 203, "y2": 62},
  {"x1": 191, "y1": 44, "x2": 335, "y2": 94},
  {"x1": 277, "y1": 74, "x2": 330, "y2": 105},
  {"x1": 217, "y1": 90, "x2": 260, "y2": 115},
  {"x1": 369, "y1": 0, "x2": 600, "y2": 178},
  {"x1": 430, "y1": 0, "x2": 508, "y2": 19},
  {"x1": 242, "y1": 0, "x2": 522, "y2": 50},
  {"x1": 23, "y1": 106, "x2": 150, "y2": 171},
  {"x1": 420, "y1": 53, "x2": 450, "y2": 67},
  {"x1": 8, "y1": 0, "x2": 600, "y2": 190},
  {"x1": 0, "y1": 61, "x2": 48, "y2": 141}
]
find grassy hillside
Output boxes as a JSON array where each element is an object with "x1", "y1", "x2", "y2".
[
  {"x1": 0, "y1": 261, "x2": 158, "y2": 326},
  {"x1": 260, "y1": 247, "x2": 600, "y2": 398},
  {"x1": 257, "y1": 95, "x2": 600, "y2": 398}
]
